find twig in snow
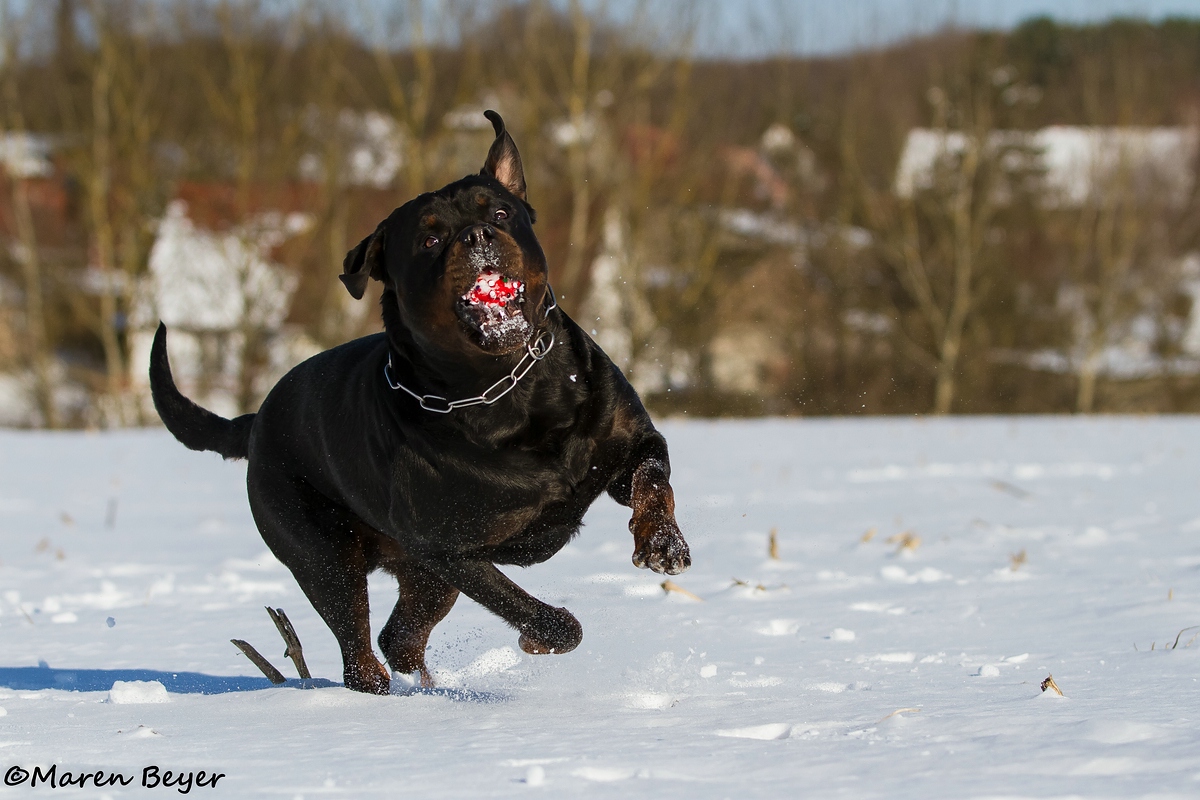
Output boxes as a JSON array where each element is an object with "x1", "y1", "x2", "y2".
[
  {"x1": 768, "y1": 528, "x2": 780, "y2": 560},
  {"x1": 860, "y1": 527, "x2": 877, "y2": 543},
  {"x1": 1040, "y1": 674, "x2": 1063, "y2": 697},
  {"x1": 231, "y1": 639, "x2": 286, "y2": 684},
  {"x1": 731, "y1": 577, "x2": 764, "y2": 591},
  {"x1": 877, "y1": 707, "x2": 921, "y2": 723},
  {"x1": 36, "y1": 537, "x2": 65, "y2": 559},
  {"x1": 661, "y1": 580, "x2": 703, "y2": 602},
  {"x1": 990, "y1": 480, "x2": 1031, "y2": 499},
  {"x1": 1170, "y1": 625, "x2": 1200, "y2": 650},
  {"x1": 730, "y1": 578, "x2": 786, "y2": 593},
  {"x1": 887, "y1": 531, "x2": 921, "y2": 554},
  {"x1": 266, "y1": 607, "x2": 311, "y2": 679},
  {"x1": 1010, "y1": 549, "x2": 1027, "y2": 571}
]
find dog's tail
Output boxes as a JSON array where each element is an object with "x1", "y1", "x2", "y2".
[{"x1": 149, "y1": 322, "x2": 255, "y2": 461}]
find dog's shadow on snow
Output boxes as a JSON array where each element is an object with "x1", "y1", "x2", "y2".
[
  {"x1": 390, "y1": 684, "x2": 507, "y2": 703},
  {"x1": 0, "y1": 664, "x2": 505, "y2": 702},
  {"x1": 0, "y1": 664, "x2": 334, "y2": 694}
]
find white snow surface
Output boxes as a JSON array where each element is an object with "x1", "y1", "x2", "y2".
[
  {"x1": 1, "y1": 416, "x2": 1198, "y2": 797},
  {"x1": 107, "y1": 680, "x2": 170, "y2": 705}
]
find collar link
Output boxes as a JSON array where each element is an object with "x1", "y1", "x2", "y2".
[{"x1": 384, "y1": 285, "x2": 558, "y2": 413}]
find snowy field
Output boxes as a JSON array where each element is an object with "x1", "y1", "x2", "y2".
[{"x1": 1, "y1": 416, "x2": 1198, "y2": 799}]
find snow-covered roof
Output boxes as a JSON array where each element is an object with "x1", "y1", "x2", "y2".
[
  {"x1": 0, "y1": 132, "x2": 54, "y2": 179},
  {"x1": 443, "y1": 104, "x2": 496, "y2": 132},
  {"x1": 895, "y1": 126, "x2": 1199, "y2": 206},
  {"x1": 298, "y1": 109, "x2": 404, "y2": 188},
  {"x1": 549, "y1": 114, "x2": 597, "y2": 148},
  {"x1": 135, "y1": 201, "x2": 305, "y2": 332}
]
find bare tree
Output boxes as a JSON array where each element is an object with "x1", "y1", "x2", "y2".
[
  {"x1": 863, "y1": 44, "x2": 1017, "y2": 414},
  {"x1": 0, "y1": 1, "x2": 58, "y2": 427},
  {"x1": 553, "y1": 0, "x2": 593, "y2": 302},
  {"x1": 187, "y1": 0, "x2": 306, "y2": 413},
  {"x1": 363, "y1": 0, "x2": 439, "y2": 194},
  {"x1": 1063, "y1": 50, "x2": 1179, "y2": 413},
  {"x1": 1068, "y1": 159, "x2": 1140, "y2": 413}
]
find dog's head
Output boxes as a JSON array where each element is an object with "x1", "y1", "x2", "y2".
[{"x1": 340, "y1": 111, "x2": 551, "y2": 358}]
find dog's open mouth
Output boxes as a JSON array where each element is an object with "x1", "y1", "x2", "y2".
[
  {"x1": 458, "y1": 271, "x2": 531, "y2": 347},
  {"x1": 466, "y1": 271, "x2": 523, "y2": 307}
]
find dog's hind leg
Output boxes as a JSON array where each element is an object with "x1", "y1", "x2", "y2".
[
  {"x1": 421, "y1": 556, "x2": 583, "y2": 656},
  {"x1": 247, "y1": 470, "x2": 391, "y2": 695},
  {"x1": 377, "y1": 556, "x2": 459, "y2": 688}
]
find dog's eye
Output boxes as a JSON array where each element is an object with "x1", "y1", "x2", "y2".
[
  {"x1": 423, "y1": 235, "x2": 440, "y2": 249},
  {"x1": 494, "y1": 209, "x2": 508, "y2": 221}
]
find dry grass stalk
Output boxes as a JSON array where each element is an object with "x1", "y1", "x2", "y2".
[
  {"x1": 267, "y1": 607, "x2": 311, "y2": 679},
  {"x1": 231, "y1": 639, "x2": 287, "y2": 684},
  {"x1": 877, "y1": 707, "x2": 921, "y2": 723},
  {"x1": 36, "y1": 537, "x2": 66, "y2": 560},
  {"x1": 661, "y1": 580, "x2": 703, "y2": 602},
  {"x1": 1040, "y1": 674, "x2": 1063, "y2": 696},
  {"x1": 887, "y1": 531, "x2": 921, "y2": 553},
  {"x1": 768, "y1": 528, "x2": 780, "y2": 560},
  {"x1": 1170, "y1": 625, "x2": 1200, "y2": 650},
  {"x1": 1168, "y1": 588, "x2": 1173, "y2": 601},
  {"x1": 1010, "y1": 549, "x2": 1027, "y2": 571},
  {"x1": 861, "y1": 527, "x2": 877, "y2": 543},
  {"x1": 731, "y1": 578, "x2": 771, "y2": 592},
  {"x1": 991, "y1": 480, "x2": 1031, "y2": 499}
]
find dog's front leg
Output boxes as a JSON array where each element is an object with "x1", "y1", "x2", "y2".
[
  {"x1": 423, "y1": 554, "x2": 583, "y2": 655},
  {"x1": 626, "y1": 458, "x2": 691, "y2": 576}
]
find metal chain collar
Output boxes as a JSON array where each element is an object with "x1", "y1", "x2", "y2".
[{"x1": 383, "y1": 287, "x2": 557, "y2": 414}]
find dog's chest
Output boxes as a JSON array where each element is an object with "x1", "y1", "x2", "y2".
[
  {"x1": 395, "y1": 431, "x2": 600, "y2": 544},
  {"x1": 472, "y1": 445, "x2": 596, "y2": 543}
]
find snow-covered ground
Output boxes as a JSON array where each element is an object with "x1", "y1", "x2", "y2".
[{"x1": 1, "y1": 417, "x2": 1198, "y2": 798}]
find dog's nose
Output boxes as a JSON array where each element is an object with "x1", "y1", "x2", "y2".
[{"x1": 460, "y1": 224, "x2": 496, "y2": 248}]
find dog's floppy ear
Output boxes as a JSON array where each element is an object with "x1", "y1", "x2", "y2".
[
  {"x1": 481, "y1": 110, "x2": 527, "y2": 202},
  {"x1": 340, "y1": 225, "x2": 386, "y2": 300}
]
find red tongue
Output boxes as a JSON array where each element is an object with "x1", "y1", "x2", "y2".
[{"x1": 467, "y1": 272, "x2": 523, "y2": 307}]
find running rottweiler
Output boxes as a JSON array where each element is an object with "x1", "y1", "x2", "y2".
[{"x1": 149, "y1": 111, "x2": 691, "y2": 694}]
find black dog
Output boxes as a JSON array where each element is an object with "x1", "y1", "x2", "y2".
[{"x1": 150, "y1": 111, "x2": 690, "y2": 694}]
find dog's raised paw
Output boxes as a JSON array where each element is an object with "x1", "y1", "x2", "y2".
[
  {"x1": 518, "y1": 606, "x2": 582, "y2": 655},
  {"x1": 631, "y1": 519, "x2": 691, "y2": 575}
]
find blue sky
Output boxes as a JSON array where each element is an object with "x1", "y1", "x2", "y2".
[
  {"x1": 693, "y1": 0, "x2": 1200, "y2": 57},
  {"x1": 6, "y1": 1, "x2": 1199, "y2": 60}
]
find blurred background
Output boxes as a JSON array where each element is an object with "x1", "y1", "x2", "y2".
[{"x1": 4, "y1": 0, "x2": 1200, "y2": 427}]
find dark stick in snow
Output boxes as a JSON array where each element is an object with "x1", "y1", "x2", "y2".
[
  {"x1": 267, "y1": 607, "x2": 312, "y2": 679},
  {"x1": 231, "y1": 638, "x2": 287, "y2": 684}
]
